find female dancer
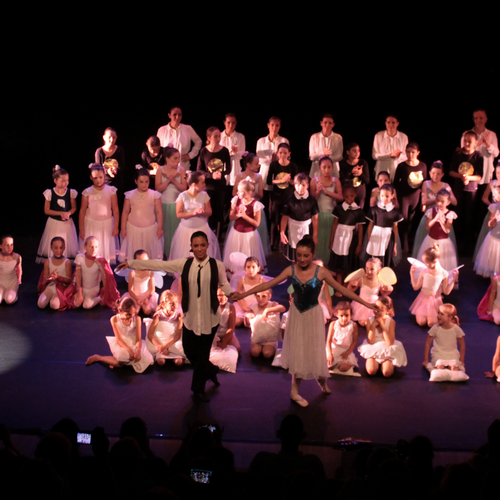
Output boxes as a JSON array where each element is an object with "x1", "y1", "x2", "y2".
[{"x1": 231, "y1": 236, "x2": 375, "y2": 407}]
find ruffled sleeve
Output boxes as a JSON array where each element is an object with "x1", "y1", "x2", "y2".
[
  {"x1": 124, "y1": 190, "x2": 133, "y2": 200},
  {"x1": 70, "y1": 189, "x2": 78, "y2": 198},
  {"x1": 175, "y1": 192, "x2": 185, "y2": 203},
  {"x1": 230, "y1": 196, "x2": 239, "y2": 207},
  {"x1": 445, "y1": 211, "x2": 458, "y2": 220},
  {"x1": 428, "y1": 324, "x2": 438, "y2": 337},
  {"x1": 82, "y1": 187, "x2": 92, "y2": 197},
  {"x1": 253, "y1": 200, "x2": 264, "y2": 212},
  {"x1": 201, "y1": 191, "x2": 210, "y2": 204},
  {"x1": 74, "y1": 254, "x2": 85, "y2": 267},
  {"x1": 43, "y1": 189, "x2": 52, "y2": 201},
  {"x1": 108, "y1": 186, "x2": 118, "y2": 195},
  {"x1": 425, "y1": 208, "x2": 434, "y2": 219},
  {"x1": 153, "y1": 190, "x2": 162, "y2": 199}
]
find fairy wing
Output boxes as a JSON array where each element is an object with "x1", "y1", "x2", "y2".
[
  {"x1": 344, "y1": 268, "x2": 365, "y2": 283},
  {"x1": 377, "y1": 267, "x2": 397, "y2": 286},
  {"x1": 447, "y1": 265, "x2": 463, "y2": 286},
  {"x1": 114, "y1": 267, "x2": 132, "y2": 282},
  {"x1": 407, "y1": 257, "x2": 426, "y2": 269}
]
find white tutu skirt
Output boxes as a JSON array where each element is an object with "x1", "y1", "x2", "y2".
[
  {"x1": 474, "y1": 233, "x2": 500, "y2": 278},
  {"x1": 119, "y1": 222, "x2": 164, "y2": 262},
  {"x1": 281, "y1": 302, "x2": 329, "y2": 380},
  {"x1": 169, "y1": 221, "x2": 221, "y2": 260},
  {"x1": 105, "y1": 337, "x2": 154, "y2": 373},
  {"x1": 223, "y1": 228, "x2": 267, "y2": 275},
  {"x1": 358, "y1": 339, "x2": 407, "y2": 367},
  {"x1": 329, "y1": 344, "x2": 359, "y2": 368},
  {"x1": 83, "y1": 216, "x2": 119, "y2": 264},
  {"x1": 416, "y1": 236, "x2": 457, "y2": 272},
  {"x1": 36, "y1": 218, "x2": 79, "y2": 263},
  {"x1": 409, "y1": 291, "x2": 443, "y2": 317}
]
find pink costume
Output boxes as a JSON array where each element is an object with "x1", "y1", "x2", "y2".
[
  {"x1": 81, "y1": 184, "x2": 118, "y2": 264},
  {"x1": 119, "y1": 189, "x2": 164, "y2": 262},
  {"x1": 123, "y1": 272, "x2": 158, "y2": 311},
  {"x1": 351, "y1": 278, "x2": 382, "y2": 322},
  {"x1": 409, "y1": 269, "x2": 447, "y2": 318},
  {"x1": 37, "y1": 257, "x2": 74, "y2": 310}
]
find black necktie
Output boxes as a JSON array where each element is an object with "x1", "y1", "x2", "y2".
[{"x1": 197, "y1": 265, "x2": 202, "y2": 297}]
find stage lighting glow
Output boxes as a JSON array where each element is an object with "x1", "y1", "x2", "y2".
[{"x1": 0, "y1": 322, "x2": 32, "y2": 374}]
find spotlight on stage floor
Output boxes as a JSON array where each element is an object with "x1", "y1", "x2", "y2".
[{"x1": 0, "y1": 322, "x2": 32, "y2": 374}]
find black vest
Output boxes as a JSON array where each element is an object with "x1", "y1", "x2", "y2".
[{"x1": 181, "y1": 257, "x2": 219, "y2": 314}]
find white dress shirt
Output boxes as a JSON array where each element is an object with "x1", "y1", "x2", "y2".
[
  {"x1": 256, "y1": 135, "x2": 290, "y2": 191},
  {"x1": 460, "y1": 127, "x2": 499, "y2": 184},
  {"x1": 372, "y1": 130, "x2": 408, "y2": 181},
  {"x1": 220, "y1": 130, "x2": 246, "y2": 186},
  {"x1": 308, "y1": 131, "x2": 343, "y2": 178},
  {"x1": 156, "y1": 123, "x2": 202, "y2": 170},
  {"x1": 129, "y1": 257, "x2": 232, "y2": 335}
]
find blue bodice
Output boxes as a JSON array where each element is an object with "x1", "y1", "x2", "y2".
[{"x1": 291, "y1": 264, "x2": 322, "y2": 313}]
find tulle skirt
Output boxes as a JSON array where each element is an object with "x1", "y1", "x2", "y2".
[
  {"x1": 223, "y1": 228, "x2": 267, "y2": 276},
  {"x1": 169, "y1": 220, "x2": 221, "y2": 261},
  {"x1": 162, "y1": 202, "x2": 180, "y2": 260},
  {"x1": 36, "y1": 217, "x2": 79, "y2": 263},
  {"x1": 358, "y1": 339, "x2": 407, "y2": 367},
  {"x1": 281, "y1": 302, "x2": 329, "y2": 380},
  {"x1": 409, "y1": 291, "x2": 443, "y2": 317},
  {"x1": 83, "y1": 216, "x2": 119, "y2": 264},
  {"x1": 106, "y1": 337, "x2": 154, "y2": 373},
  {"x1": 119, "y1": 222, "x2": 164, "y2": 262},
  {"x1": 474, "y1": 233, "x2": 500, "y2": 278}
]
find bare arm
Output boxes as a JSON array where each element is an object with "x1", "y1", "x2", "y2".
[
  {"x1": 423, "y1": 335, "x2": 433, "y2": 367},
  {"x1": 120, "y1": 198, "x2": 131, "y2": 238}
]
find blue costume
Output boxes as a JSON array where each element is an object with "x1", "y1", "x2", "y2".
[{"x1": 281, "y1": 265, "x2": 329, "y2": 380}]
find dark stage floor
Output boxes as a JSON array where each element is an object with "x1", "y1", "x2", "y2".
[{"x1": 1, "y1": 241, "x2": 500, "y2": 454}]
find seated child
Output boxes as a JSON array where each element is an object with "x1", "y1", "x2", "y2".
[
  {"x1": 0, "y1": 235, "x2": 22, "y2": 305},
  {"x1": 246, "y1": 289, "x2": 286, "y2": 359},
  {"x1": 214, "y1": 287, "x2": 241, "y2": 353},
  {"x1": 74, "y1": 236, "x2": 120, "y2": 309},
  {"x1": 86, "y1": 297, "x2": 153, "y2": 373},
  {"x1": 326, "y1": 301, "x2": 359, "y2": 374},
  {"x1": 485, "y1": 335, "x2": 500, "y2": 382},
  {"x1": 146, "y1": 290, "x2": 185, "y2": 366},
  {"x1": 38, "y1": 237, "x2": 73, "y2": 310},
  {"x1": 423, "y1": 304, "x2": 465, "y2": 372},
  {"x1": 123, "y1": 250, "x2": 159, "y2": 316}
]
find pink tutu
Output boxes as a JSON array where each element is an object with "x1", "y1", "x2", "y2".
[
  {"x1": 351, "y1": 301, "x2": 373, "y2": 322},
  {"x1": 409, "y1": 291, "x2": 443, "y2": 317}
]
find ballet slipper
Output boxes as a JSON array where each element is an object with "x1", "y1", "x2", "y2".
[
  {"x1": 290, "y1": 394, "x2": 308, "y2": 407},
  {"x1": 317, "y1": 379, "x2": 331, "y2": 394}
]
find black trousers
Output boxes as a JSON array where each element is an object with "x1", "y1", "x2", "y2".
[{"x1": 182, "y1": 324, "x2": 218, "y2": 393}]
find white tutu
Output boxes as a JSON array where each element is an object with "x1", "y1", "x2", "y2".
[
  {"x1": 105, "y1": 337, "x2": 154, "y2": 373},
  {"x1": 475, "y1": 233, "x2": 500, "y2": 278},
  {"x1": 168, "y1": 220, "x2": 221, "y2": 261},
  {"x1": 281, "y1": 302, "x2": 329, "y2": 380},
  {"x1": 36, "y1": 217, "x2": 79, "y2": 263},
  {"x1": 358, "y1": 339, "x2": 407, "y2": 367},
  {"x1": 82, "y1": 216, "x2": 119, "y2": 264},
  {"x1": 119, "y1": 222, "x2": 164, "y2": 262},
  {"x1": 223, "y1": 227, "x2": 267, "y2": 276},
  {"x1": 416, "y1": 235, "x2": 457, "y2": 272}
]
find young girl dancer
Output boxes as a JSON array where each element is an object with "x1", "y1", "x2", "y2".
[
  {"x1": 74, "y1": 236, "x2": 120, "y2": 309},
  {"x1": 366, "y1": 184, "x2": 403, "y2": 268},
  {"x1": 485, "y1": 335, "x2": 500, "y2": 381},
  {"x1": 79, "y1": 164, "x2": 120, "y2": 264},
  {"x1": 478, "y1": 273, "x2": 500, "y2": 325},
  {"x1": 86, "y1": 297, "x2": 153, "y2": 373},
  {"x1": 329, "y1": 184, "x2": 366, "y2": 285},
  {"x1": 280, "y1": 173, "x2": 319, "y2": 262},
  {"x1": 223, "y1": 179, "x2": 267, "y2": 276},
  {"x1": 410, "y1": 244, "x2": 459, "y2": 327},
  {"x1": 169, "y1": 171, "x2": 221, "y2": 260},
  {"x1": 475, "y1": 184, "x2": 500, "y2": 277},
  {"x1": 423, "y1": 304, "x2": 465, "y2": 372},
  {"x1": 247, "y1": 289, "x2": 286, "y2": 360},
  {"x1": 120, "y1": 168, "x2": 163, "y2": 262},
  {"x1": 155, "y1": 147, "x2": 187, "y2": 258},
  {"x1": 233, "y1": 153, "x2": 269, "y2": 253},
  {"x1": 233, "y1": 257, "x2": 269, "y2": 326},
  {"x1": 370, "y1": 171, "x2": 399, "y2": 208},
  {"x1": 326, "y1": 301, "x2": 359, "y2": 374},
  {"x1": 416, "y1": 190, "x2": 458, "y2": 272},
  {"x1": 36, "y1": 166, "x2": 79, "y2": 263},
  {"x1": 347, "y1": 257, "x2": 393, "y2": 327},
  {"x1": 266, "y1": 143, "x2": 298, "y2": 249},
  {"x1": 310, "y1": 156, "x2": 343, "y2": 264},
  {"x1": 0, "y1": 235, "x2": 22, "y2": 305},
  {"x1": 358, "y1": 296, "x2": 407, "y2": 377},
  {"x1": 231, "y1": 236, "x2": 375, "y2": 407},
  {"x1": 37, "y1": 237, "x2": 73, "y2": 310},
  {"x1": 339, "y1": 142, "x2": 370, "y2": 209},
  {"x1": 123, "y1": 250, "x2": 158, "y2": 316},
  {"x1": 147, "y1": 290, "x2": 185, "y2": 366},
  {"x1": 393, "y1": 142, "x2": 427, "y2": 253},
  {"x1": 214, "y1": 287, "x2": 241, "y2": 353}
]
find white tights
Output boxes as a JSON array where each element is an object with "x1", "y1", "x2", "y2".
[
  {"x1": 0, "y1": 284, "x2": 18, "y2": 304},
  {"x1": 38, "y1": 284, "x2": 60, "y2": 310}
]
